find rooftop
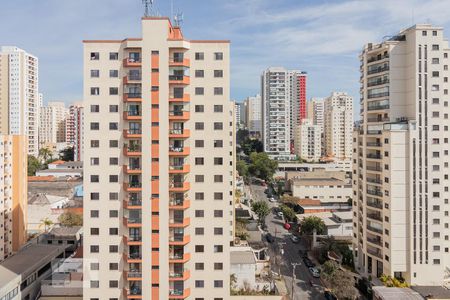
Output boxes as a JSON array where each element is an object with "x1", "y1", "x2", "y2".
[
  {"x1": 47, "y1": 226, "x2": 82, "y2": 238},
  {"x1": 37, "y1": 169, "x2": 82, "y2": 174},
  {"x1": 292, "y1": 177, "x2": 350, "y2": 186},
  {"x1": 412, "y1": 286, "x2": 450, "y2": 299},
  {"x1": 231, "y1": 250, "x2": 256, "y2": 265},
  {"x1": 372, "y1": 287, "x2": 424, "y2": 300}
]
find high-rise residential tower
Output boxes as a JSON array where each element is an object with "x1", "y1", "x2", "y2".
[
  {"x1": 66, "y1": 103, "x2": 84, "y2": 161},
  {"x1": 307, "y1": 97, "x2": 325, "y2": 129},
  {"x1": 244, "y1": 94, "x2": 262, "y2": 138},
  {"x1": 0, "y1": 46, "x2": 39, "y2": 156},
  {"x1": 289, "y1": 71, "x2": 307, "y2": 141},
  {"x1": 0, "y1": 135, "x2": 27, "y2": 262},
  {"x1": 324, "y1": 92, "x2": 353, "y2": 161},
  {"x1": 83, "y1": 17, "x2": 234, "y2": 300},
  {"x1": 39, "y1": 101, "x2": 68, "y2": 148},
  {"x1": 353, "y1": 24, "x2": 450, "y2": 286},
  {"x1": 294, "y1": 119, "x2": 321, "y2": 162}
]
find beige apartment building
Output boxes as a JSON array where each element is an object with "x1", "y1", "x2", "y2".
[
  {"x1": 353, "y1": 24, "x2": 450, "y2": 286},
  {"x1": 294, "y1": 119, "x2": 321, "y2": 162},
  {"x1": 0, "y1": 47, "x2": 39, "y2": 156},
  {"x1": 83, "y1": 17, "x2": 234, "y2": 300},
  {"x1": 39, "y1": 101, "x2": 68, "y2": 148},
  {"x1": 324, "y1": 92, "x2": 353, "y2": 161},
  {"x1": 0, "y1": 135, "x2": 28, "y2": 262}
]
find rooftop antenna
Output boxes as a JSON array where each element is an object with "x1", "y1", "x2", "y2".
[
  {"x1": 142, "y1": 0, "x2": 158, "y2": 17},
  {"x1": 173, "y1": 11, "x2": 184, "y2": 27}
]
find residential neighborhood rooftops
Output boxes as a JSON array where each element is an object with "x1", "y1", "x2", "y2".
[
  {"x1": 372, "y1": 286, "x2": 424, "y2": 300},
  {"x1": 412, "y1": 286, "x2": 450, "y2": 299},
  {"x1": 231, "y1": 250, "x2": 256, "y2": 265}
]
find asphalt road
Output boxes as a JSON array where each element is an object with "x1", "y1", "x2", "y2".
[{"x1": 250, "y1": 184, "x2": 325, "y2": 300}]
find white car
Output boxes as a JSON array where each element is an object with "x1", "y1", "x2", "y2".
[
  {"x1": 290, "y1": 235, "x2": 299, "y2": 243},
  {"x1": 277, "y1": 211, "x2": 284, "y2": 218},
  {"x1": 269, "y1": 197, "x2": 277, "y2": 202},
  {"x1": 309, "y1": 267, "x2": 320, "y2": 278}
]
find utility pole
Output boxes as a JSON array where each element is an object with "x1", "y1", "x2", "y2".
[{"x1": 291, "y1": 263, "x2": 300, "y2": 300}]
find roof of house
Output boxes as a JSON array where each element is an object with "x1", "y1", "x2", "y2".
[
  {"x1": 37, "y1": 169, "x2": 82, "y2": 174},
  {"x1": 297, "y1": 198, "x2": 322, "y2": 206},
  {"x1": 28, "y1": 176, "x2": 56, "y2": 182},
  {"x1": 28, "y1": 193, "x2": 68, "y2": 205},
  {"x1": 292, "y1": 177, "x2": 350, "y2": 186},
  {"x1": 47, "y1": 226, "x2": 82, "y2": 237},
  {"x1": 372, "y1": 287, "x2": 424, "y2": 300},
  {"x1": 231, "y1": 250, "x2": 256, "y2": 265},
  {"x1": 412, "y1": 286, "x2": 450, "y2": 299},
  {"x1": 332, "y1": 211, "x2": 353, "y2": 220}
]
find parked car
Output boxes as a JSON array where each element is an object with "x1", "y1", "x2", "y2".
[
  {"x1": 265, "y1": 233, "x2": 275, "y2": 243},
  {"x1": 277, "y1": 211, "x2": 284, "y2": 218},
  {"x1": 309, "y1": 267, "x2": 320, "y2": 278},
  {"x1": 269, "y1": 197, "x2": 277, "y2": 202},
  {"x1": 303, "y1": 257, "x2": 315, "y2": 268},
  {"x1": 290, "y1": 235, "x2": 299, "y2": 243}
]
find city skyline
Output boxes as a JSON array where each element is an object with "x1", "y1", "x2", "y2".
[{"x1": 2, "y1": 0, "x2": 450, "y2": 119}]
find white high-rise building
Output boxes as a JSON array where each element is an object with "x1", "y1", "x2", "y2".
[
  {"x1": 234, "y1": 101, "x2": 242, "y2": 129},
  {"x1": 244, "y1": 94, "x2": 262, "y2": 137},
  {"x1": 353, "y1": 24, "x2": 450, "y2": 286},
  {"x1": 39, "y1": 101, "x2": 68, "y2": 148},
  {"x1": 324, "y1": 92, "x2": 353, "y2": 161},
  {"x1": 0, "y1": 46, "x2": 39, "y2": 156},
  {"x1": 66, "y1": 103, "x2": 84, "y2": 161},
  {"x1": 307, "y1": 97, "x2": 325, "y2": 129},
  {"x1": 83, "y1": 16, "x2": 234, "y2": 299},
  {"x1": 294, "y1": 119, "x2": 321, "y2": 162}
]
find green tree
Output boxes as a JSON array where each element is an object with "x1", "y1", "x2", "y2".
[
  {"x1": 38, "y1": 147, "x2": 53, "y2": 162},
  {"x1": 59, "y1": 147, "x2": 74, "y2": 161},
  {"x1": 280, "y1": 204, "x2": 297, "y2": 222},
  {"x1": 58, "y1": 212, "x2": 83, "y2": 227},
  {"x1": 237, "y1": 160, "x2": 248, "y2": 177},
  {"x1": 300, "y1": 215, "x2": 326, "y2": 235},
  {"x1": 241, "y1": 139, "x2": 264, "y2": 156},
  {"x1": 27, "y1": 155, "x2": 42, "y2": 176},
  {"x1": 251, "y1": 201, "x2": 270, "y2": 228},
  {"x1": 247, "y1": 152, "x2": 278, "y2": 182},
  {"x1": 39, "y1": 217, "x2": 54, "y2": 233},
  {"x1": 236, "y1": 129, "x2": 249, "y2": 145}
]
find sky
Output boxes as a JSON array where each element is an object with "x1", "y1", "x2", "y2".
[{"x1": 2, "y1": 0, "x2": 450, "y2": 119}]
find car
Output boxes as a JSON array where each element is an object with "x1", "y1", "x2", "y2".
[
  {"x1": 303, "y1": 257, "x2": 315, "y2": 268},
  {"x1": 265, "y1": 233, "x2": 275, "y2": 243},
  {"x1": 277, "y1": 211, "x2": 284, "y2": 218},
  {"x1": 269, "y1": 197, "x2": 277, "y2": 202},
  {"x1": 309, "y1": 267, "x2": 320, "y2": 278},
  {"x1": 290, "y1": 235, "x2": 299, "y2": 243}
]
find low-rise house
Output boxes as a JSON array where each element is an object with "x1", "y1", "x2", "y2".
[
  {"x1": 36, "y1": 161, "x2": 83, "y2": 178},
  {"x1": 372, "y1": 286, "x2": 424, "y2": 300},
  {"x1": 40, "y1": 258, "x2": 83, "y2": 300}
]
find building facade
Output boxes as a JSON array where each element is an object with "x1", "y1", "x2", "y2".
[
  {"x1": 83, "y1": 17, "x2": 234, "y2": 300},
  {"x1": 0, "y1": 135, "x2": 27, "y2": 262},
  {"x1": 289, "y1": 71, "x2": 307, "y2": 142},
  {"x1": 293, "y1": 119, "x2": 321, "y2": 162},
  {"x1": 353, "y1": 24, "x2": 450, "y2": 285},
  {"x1": 0, "y1": 47, "x2": 39, "y2": 156},
  {"x1": 66, "y1": 103, "x2": 84, "y2": 161},
  {"x1": 324, "y1": 92, "x2": 353, "y2": 161},
  {"x1": 39, "y1": 101, "x2": 68, "y2": 149},
  {"x1": 234, "y1": 101, "x2": 242, "y2": 129},
  {"x1": 244, "y1": 94, "x2": 262, "y2": 138}
]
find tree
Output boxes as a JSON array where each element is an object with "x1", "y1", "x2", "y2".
[
  {"x1": 280, "y1": 204, "x2": 297, "y2": 222},
  {"x1": 28, "y1": 155, "x2": 42, "y2": 176},
  {"x1": 236, "y1": 160, "x2": 248, "y2": 178},
  {"x1": 241, "y1": 139, "x2": 263, "y2": 156},
  {"x1": 300, "y1": 215, "x2": 326, "y2": 235},
  {"x1": 59, "y1": 146, "x2": 74, "y2": 161},
  {"x1": 58, "y1": 212, "x2": 83, "y2": 227},
  {"x1": 247, "y1": 152, "x2": 278, "y2": 182},
  {"x1": 322, "y1": 260, "x2": 357, "y2": 299},
  {"x1": 39, "y1": 217, "x2": 53, "y2": 232},
  {"x1": 236, "y1": 129, "x2": 249, "y2": 145},
  {"x1": 251, "y1": 201, "x2": 270, "y2": 228},
  {"x1": 38, "y1": 147, "x2": 53, "y2": 162}
]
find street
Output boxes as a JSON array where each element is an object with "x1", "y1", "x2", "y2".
[{"x1": 250, "y1": 184, "x2": 325, "y2": 300}]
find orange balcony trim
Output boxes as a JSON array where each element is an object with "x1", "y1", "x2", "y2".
[
  {"x1": 169, "y1": 93, "x2": 190, "y2": 102},
  {"x1": 169, "y1": 199, "x2": 190, "y2": 210},
  {"x1": 168, "y1": 181, "x2": 190, "y2": 192},
  {"x1": 123, "y1": 94, "x2": 143, "y2": 103},
  {"x1": 169, "y1": 287, "x2": 191, "y2": 299},
  {"x1": 169, "y1": 235, "x2": 190, "y2": 246},
  {"x1": 168, "y1": 111, "x2": 190, "y2": 121},
  {"x1": 123, "y1": 58, "x2": 142, "y2": 67},
  {"x1": 169, "y1": 217, "x2": 190, "y2": 228},
  {"x1": 123, "y1": 165, "x2": 142, "y2": 175},
  {"x1": 168, "y1": 164, "x2": 190, "y2": 174},
  {"x1": 123, "y1": 148, "x2": 142, "y2": 156},
  {"x1": 169, "y1": 270, "x2": 190, "y2": 281},
  {"x1": 123, "y1": 129, "x2": 142, "y2": 139},
  {"x1": 169, "y1": 252, "x2": 191, "y2": 264},
  {"x1": 168, "y1": 147, "x2": 190, "y2": 156},
  {"x1": 169, "y1": 76, "x2": 190, "y2": 85},
  {"x1": 169, "y1": 58, "x2": 190, "y2": 67},
  {"x1": 123, "y1": 111, "x2": 142, "y2": 121}
]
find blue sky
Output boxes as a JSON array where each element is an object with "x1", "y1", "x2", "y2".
[{"x1": 2, "y1": 0, "x2": 450, "y2": 118}]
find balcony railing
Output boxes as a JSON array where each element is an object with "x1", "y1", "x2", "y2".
[
  {"x1": 367, "y1": 236, "x2": 382, "y2": 246},
  {"x1": 128, "y1": 252, "x2": 142, "y2": 259},
  {"x1": 366, "y1": 225, "x2": 383, "y2": 234},
  {"x1": 129, "y1": 182, "x2": 142, "y2": 188},
  {"x1": 127, "y1": 218, "x2": 142, "y2": 224},
  {"x1": 367, "y1": 54, "x2": 389, "y2": 64},
  {"x1": 367, "y1": 66, "x2": 389, "y2": 75},
  {"x1": 367, "y1": 79, "x2": 389, "y2": 87},
  {"x1": 169, "y1": 146, "x2": 185, "y2": 152},
  {"x1": 368, "y1": 92, "x2": 389, "y2": 99},
  {"x1": 366, "y1": 153, "x2": 382, "y2": 159},
  {"x1": 169, "y1": 75, "x2": 188, "y2": 81},
  {"x1": 129, "y1": 235, "x2": 142, "y2": 242},
  {"x1": 126, "y1": 129, "x2": 142, "y2": 135},
  {"x1": 367, "y1": 129, "x2": 382, "y2": 135},
  {"x1": 127, "y1": 272, "x2": 142, "y2": 278},
  {"x1": 367, "y1": 247, "x2": 382, "y2": 258},
  {"x1": 367, "y1": 117, "x2": 389, "y2": 123},
  {"x1": 125, "y1": 92, "x2": 142, "y2": 98},
  {"x1": 367, "y1": 177, "x2": 382, "y2": 184},
  {"x1": 367, "y1": 200, "x2": 383, "y2": 209},
  {"x1": 367, "y1": 213, "x2": 382, "y2": 222},
  {"x1": 367, "y1": 189, "x2": 383, "y2": 197}
]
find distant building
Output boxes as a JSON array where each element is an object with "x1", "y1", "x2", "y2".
[
  {"x1": 66, "y1": 103, "x2": 84, "y2": 161},
  {"x1": 234, "y1": 101, "x2": 243, "y2": 129},
  {"x1": 294, "y1": 119, "x2": 321, "y2": 162},
  {"x1": 0, "y1": 46, "x2": 39, "y2": 156},
  {"x1": 244, "y1": 94, "x2": 262, "y2": 138},
  {"x1": 39, "y1": 102, "x2": 68, "y2": 149},
  {"x1": 35, "y1": 161, "x2": 83, "y2": 178},
  {"x1": 0, "y1": 135, "x2": 27, "y2": 262}
]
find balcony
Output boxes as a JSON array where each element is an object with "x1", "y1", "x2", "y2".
[
  {"x1": 368, "y1": 92, "x2": 389, "y2": 99},
  {"x1": 367, "y1": 104, "x2": 389, "y2": 111},
  {"x1": 124, "y1": 287, "x2": 142, "y2": 299},
  {"x1": 123, "y1": 164, "x2": 142, "y2": 175},
  {"x1": 367, "y1": 189, "x2": 383, "y2": 197},
  {"x1": 124, "y1": 217, "x2": 142, "y2": 228},
  {"x1": 367, "y1": 79, "x2": 389, "y2": 87},
  {"x1": 169, "y1": 75, "x2": 190, "y2": 85},
  {"x1": 367, "y1": 142, "x2": 382, "y2": 147},
  {"x1": 169, "y1": 129, "x2": 190, "y2": 139},
  {"x1": 169, "y1": 217, "x2": 190, "y2": 228},
  {"x1": 169, "y1": 234, "x2": 190, "y2": 246},
  {"x1": 366, "y1": 153, "x2": 382, "y2": 159},
  {"x1": 169, "y1": 164, "x2": 190, "y2": 174},
  {"x1": 367, "y1": 200, "x2": 383, "y2": 209},
  {"x1": 169, "y1": 93, "x2": 190, "y2": 102},
  {"x1": 367, "y1": 236, "x2": 382, "y2": 247},
  {"x1": 126, "y1": 251, "x2": 142, "y2": 263},
  {"x1": 169, "y1": 288, "x2": 191, "y2": 299},
  {"x1": 367, "y1": 65, "x2": 389, "y2": 75},
  {"x1": 169, "y1": 57, "x2": 190, "y2": 67},
  {"x1": 169, "y1": 199, "x2": 190, "y2": 210},
  {"x1": 366, "y1": 224, "x2": 383, "y2": 235},
  {"x1": 169, "y1": 111, "x2": 190, "y2": 121},
  {"x1": 124, "y1": 235, "x2": 142, "y2": 246},
  {"x1": 124, "y1": 182, "x2": 142, "y2": 192},
  {"x1": 124, "y1": 144, "x2": 142, "y2": 156},
  {"x1": 367, "y1": 213, "x2": 382, "y2": 222},
  {"x1": 367, "y1": 117, "x2": 389, "y2": 123},
  {"x1": 169, "y1": 146, "x2": 190, "y2": 156},
  {"x1": 169, "y1": 182, "x2": 190, "y2": 192},
  {"x1": 124, "y1": 93, "x2": 142, "y2": 102},
  {"x1": 124, "y1": 129, "x2": 142, "y2": 139},
  {"x1": 123, "y1": 73, "x2": 142, "y2": 85},
  {"x1": 125, "y1": 271, "x2": 142, "y2": 281},
  {"x1": 123, "y1": 110, "x2": 142, "y2": 121},
  {"x1": 169, "y1": 252, "x2": 191, "y2": 263},
  {"x1": 169, "y1": 269, "x2": 190, "y2": 281},
  {"x1": 367, "y1": 247, "x2": 382, "y2": 259},
  {"x1": 123, "y1": 58, "x2": 142, "y2": 68},
  {"x1": 367, "y1": 54, "x2": 389, "y2": 64},
  {"x1": 367, "y1": 177, "x2": 382, "y2": 184}
]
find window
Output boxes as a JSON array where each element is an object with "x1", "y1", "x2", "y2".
[
  {"x1": 432, "y1": 44, "x2": 440, "y2": 51},
  {"x1": 109, "y1": 210, "x2": 118, "y2": 218},
  {"x1": 91, "y1": 70, "x2": 99, "y2": 77},
  {"x1": 109, "y1": 70, "x2": 119, "y2": 78},
  {"x1": 195, "y1": 87, "x2": 204, "y2": 95},
  {"x1": 90, "y1": 87, "x2": 100, "y2": 95},
  {"x1": 91, "y1": 157, "x2": 99, "y2": 165},
  {"x1": 195, "y1": 140, "x2": 204, "y2": 147},
  {"x1": 214, "y1": 192, "x2": 223, "y2": 200},
  {"x1": 214, "y1": 87, "x2": 223, "y2": 95},
  {"x1": 195, "y1": 280, "x2": 204, "y2": 288},
  {"x1": 214, "y1": 280, "x2": 224, "y2": 287},
  {"x1": 90, "y1": 193, "x2": 99, "y2": 201},
  {"x1": 109, "y1": 122, "x2": 118, "y2": 130},
  {"x1": 214, "y1": 105, "x2": 223, "y2": 112},
  {"x1": 90, "y1": 122, "x2": 99, "y2": 130},
  {"x1": 214, "y1": 140, "x2": 223, "y2": 147},
  {"x1": 432, "y1": 98, "x2": 440, "y2": 104},
  {"x1": 195, "y1": 105, "x2": 204, "y2": 112},
  {"x1": 90, "y1": 52, "x2": 99, "y2": 60},
  {"x1": 91, "y1": 228, "x2": 99, "y2": 235},
  {"x1": 90, "y1": 280, "x2": 99, "y2": 288},
  {"x1": 214, "y1": 52, "x2": 223, "y2": 60},
  {"x1": 195, "y1": 245, "x2": 204, "y2": 252},
  {"x1": 195, "y1": 52, "x2": 204, "y2": 60},
  {"x1": 433, "y1": 30, "x2": 438, "y2": 36},
  {"x1": 109, "y1": 192, "x2": 119, "y2": 200},
  {"x1": 214, "y1": 227, "x2": 223, "y2": 235},
  {"x1": 214, "y1": 263, "x2": 223, "y2": 270},
  {"x1": 90, "y1": 210, "x2": 99, "y2": 217},
  {"x1": 214, "y1": 122, "x2": 223, "y2": 130},
  {"x1": 109, "y1": 140, "x2": 119, "y2": 148},
  {"x1": 90, "y1": 104, "x2": 99, "y2": 113},
  {"x1": 109, "y1": 87, "x2": 118, "y2": 95},
  {"x1": 109, "y1": 52, "x2": 119, "y2": 60},
  {"x1": 109, "y1": 263, "x2": 118, "y2": 270},
  {"x1": 91, "y1": 140, "x2": 99, "y2": 147},
  {"x1": 109, "y1": 245, "x2": 118, "y2": 253},
  {"x1": 432, "y1": 58, "x2": 440, "y2": 64},
  {"x1": 195, "y1": 263, "x2": 204, "y2": 270},
  {"x1": 214, "y1": 70, "x2": 223, "y2": 77},
  {"x1": 195, "y1": 70, "x2": 204, "y2": 78},
  {"x1": 195, "y1": 227, "x2": 204, "y2": 235},
  {"x1": 108, "y1": 105, "x2": 118, "y2": 113},
  {"x1": 90, "y1": 245, "x2": 99, "y2": 253},
  {"x1": 432, "y1": 71, "x2": 440, "y2": 77},
  {"x1": 195, "y1": 122, "x2": 204, "y2": 130},
  {"x1": 214, "y1": 210, "x2": 223, "y2": 217},
  {"x1": 214, "y1": 157, "x2": 223, "y2": 165},
  {"x1": 109, "y1": 281, "x2": 118, "y2": 288},
  {"x1": 195, "y1": 192, "x2": 204, "y2": 200},
  {"x1": 109, "y1": 157, "x2": 118, "y2": 165},
  {"x1": 90, "y1": 263, "x2": 99, "y2": 270},
  {"x1": 195, "y1": 175, "x2": 204, "y2": 182},
  {"x1": 214, "y1": 175, "x2": 223, "y2": 182},
  {"x1": 195, "y1": 157, "x2": 204, "y2": 165},
  {"x1": 109, "y1": 175, "x2": 118, "y2": 183},
  {"x1": 90, "y1": 175, "x2": 99, "y2": 183},
  {"x1": 109, "y1": 228, "x2": 118, "y2": 235}
]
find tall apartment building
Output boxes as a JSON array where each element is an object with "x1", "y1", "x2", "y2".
[
  {"x1": 324, "y1": 92, "x2": 353, "y2": 161},
  {"x1": 66, "y1": 103, "x2": 84, "y2": 161},
  {"x1": 353, "y1": 24, "x2": 450, "y2": 286},
  {"x1": 0, "y1": 135, "x2": 27, "y2": 262},
  {"x1": 234, "y1": 101, "x2": 242, "y2": 129},
  {"x1": 307, "y1": 97, "x2": 325, "y2": 129},
  {"x1": 289, "y1": 71, "x2": 307, "y2": 141},
  {"x1": 0, "y1": 47, "x2": 39, "y2": 156},
  {"x1": 39, "y1": 101, "x2": 68, "y2": 148},
  {"x1": 83, "y1": 17, "x2": 234, "y2": 300},
  {"x1": 294, "y1": 119, "x2": 321, "y2": 162},
  {"x1": 244, "y1": 94, "x2": 262, "y2": 138}
]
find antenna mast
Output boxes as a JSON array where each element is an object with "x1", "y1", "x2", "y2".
[{"x1": 142, "y1": 0, "x2": 158, "y2": 17}]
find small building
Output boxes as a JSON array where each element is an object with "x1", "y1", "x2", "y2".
[
  {"x1": 40, "y1": 258, "x2": 83, "y2": 300},
  {"x1": 372, "y1": 286, "x2": 424, "y2": 300},
  {"x1": 297, "y1": 210, "x2": 353, "y2": 237},
  {"x1": 28, "y1": 193, "x2": 70, "y2": 233},
  {"x1": 230, "y1": 247, "x2": 271, "y2": 292},
  {"x1": 36, "y1": 161, "x2": 83, "y2": 178}
]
